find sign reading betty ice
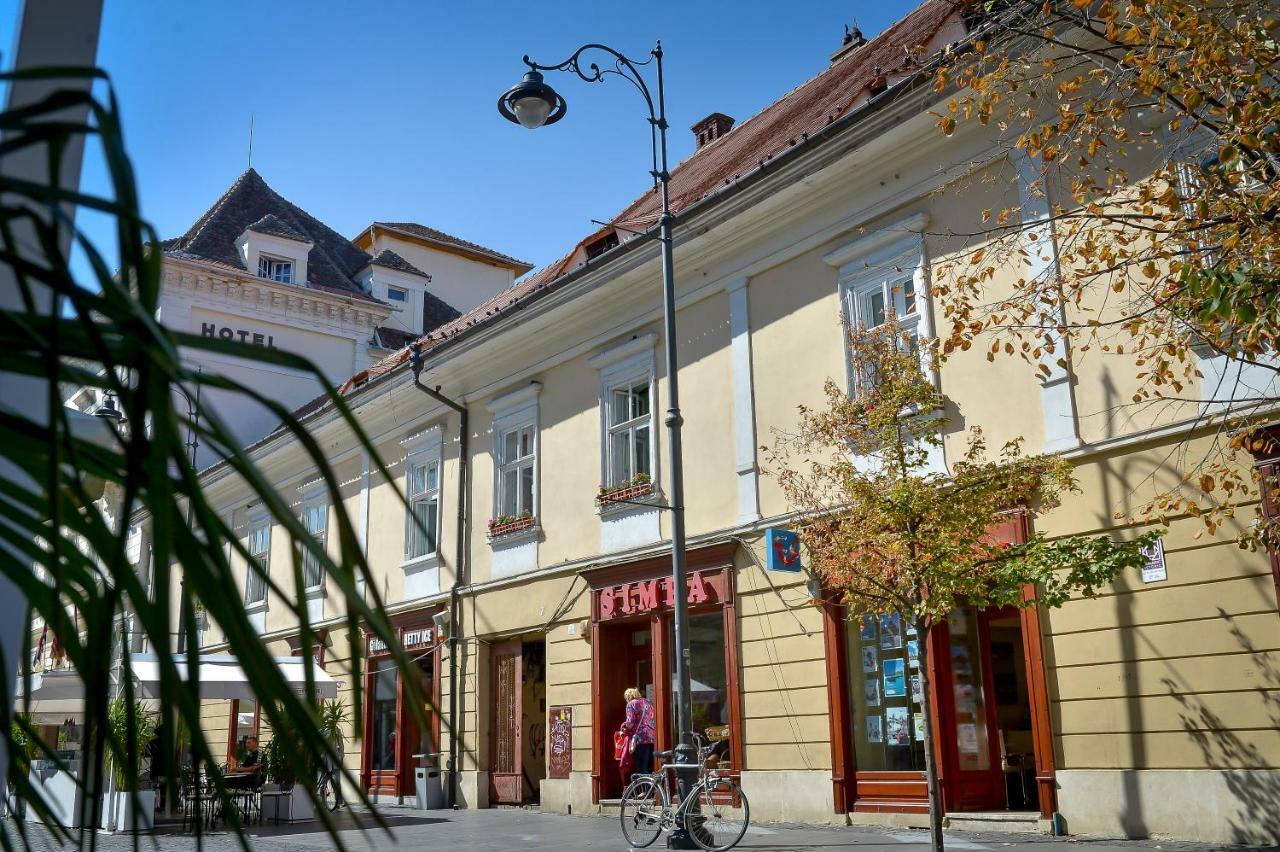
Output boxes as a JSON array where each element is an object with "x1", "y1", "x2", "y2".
[{"x1": 596, "y1": 570, "x2": 724, "y2": 619}]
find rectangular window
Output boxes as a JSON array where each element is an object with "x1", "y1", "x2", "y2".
[
  {"x1": 387, "y1": 286, "x2": 408, "y2": 303},
  {"x1": 843, "y1": 612, "x2": 927, "y2": 772},
  {"x1": 606, "y1": 379, "x2": 651, "y2": 487},
  {"x1": 257, "y1": 255, "x2": 294, "y2": 284},
  {"x1": 370, "y1": 665, "x2": 398, "y2": 771},
  {"x1": 230, "y1": 698, "x2": 259, "y2": 767},
  {"x1": 245, "y1": 520, "x2": 270, "y2": 605},
  {"x1": 300, "y1": 499, "x2": 327, "y2": 590},
  {"x1": 844, "y1": 270, "x2": 920, "y2": 395},
  {"x1": 405, "y1": 457, "x2": 440, "y2": 560},
  {"x1": 497, "y1": 423, "x2": 536, "y2": 518}
]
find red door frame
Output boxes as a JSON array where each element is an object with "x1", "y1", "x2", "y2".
[
  {"x1": 587, "y1": 542, "x2": 742, "y2": 803},
  {"x1": 360, "y1": 609, "x2": 442, "y2": 798},
  {"x1": 821, "y1": 512, "x2": 1059, "y2": 818}
]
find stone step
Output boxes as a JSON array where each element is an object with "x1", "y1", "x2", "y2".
[{"x1": 944, "y1": 811, "x2": 1050, "y2": 835}]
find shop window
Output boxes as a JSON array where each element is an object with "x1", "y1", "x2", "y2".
[
  {"x1": 300, "y1": 496, "x2": 327, "y2": 590},
  {"x1": 667, "y1": 612, "x2": 730, "y2": 745},
  {"x1": 843, "y1": 613, "x2": 927, "y2": 771},
  {"x1": 371, "y1": 665, "x2": 398, "y2": 771},
  {"x1": 245, "y1": 518, "x2": 270, "y2": 605}
]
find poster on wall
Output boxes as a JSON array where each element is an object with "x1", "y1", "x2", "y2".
[
  {"x1": 548, "y1": 706, "x2": 573, "y2": 780},
  {"x1": 861, "y1": 646, "x2": 878, "y2": 673},
  {"x1": 864, "y1": 679, "x2": 881, "y2": 708},
  {"x1": 958, "y1": 722, "x2": 980, "y2": 754},
  {"x1": 879, "y1": 613, "x2": 903, "y2": 649},
  {"x1": 885, "y1": 706, "x2": 910, "y2": 746},
  {"x1": 907, "y1": 639, "x2": 919, "y2": 669},
  {"x1": 859, "y1": 617, "x2": 877, "y2": 642},
  {"x1": 883, "y1": 658, "x2": 906, "y2": 698},
  {"x1": 913, "y1": 713, "x2": 927, "y2": 742},
  {"x1": 866, "y1": 715, "x2": 884, "y2": 743},
  {"x1": 910, "y1": 673, "x2": 923, "y2": 705}
]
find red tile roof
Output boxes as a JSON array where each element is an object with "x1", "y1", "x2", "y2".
[{"x1": 325, "y1": 1, "x2": 962, "y2": 400}]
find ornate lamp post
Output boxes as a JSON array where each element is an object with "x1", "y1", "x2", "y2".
[{"x1": 499, "y1": 42, "x2": 699, "y2": 842}]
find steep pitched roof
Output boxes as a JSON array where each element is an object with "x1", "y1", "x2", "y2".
[
  {"x1": 368, "y1": 248, "x2": 430, "y2": 279},
  {"x1": 325, "y1": 2, "x2": 959, "y2": 394},
  {"x1": 367, "y1": 221, "x2": 532, "y2": 272},
  {"x1": 163, "y1": 168, "x2": 381, "y2": 303}
]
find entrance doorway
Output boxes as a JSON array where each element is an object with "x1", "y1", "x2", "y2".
[
  {"x1": 489, "y1": 638, "x2": 546, "y2": 805},
  {"x1": 596, "y1": 620, "x2": 661, "y2": 799}
]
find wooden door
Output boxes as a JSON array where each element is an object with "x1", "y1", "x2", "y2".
[
  {"x1": 489, "y1": 641, "x2": 523, "y2": 804},
  {"x1": 942, "y1": 607, "x2": 1008, "y2": 811},
  {"x1": 596, "y1": 621, "x2": 655, "y2": 798}
]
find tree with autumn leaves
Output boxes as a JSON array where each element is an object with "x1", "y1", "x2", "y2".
[
  {"x1": 930, "y1": 0, "x2": 1280, "y2": 551},
  {"x1": 766, "y1": 316, "x2": 1157, "y2": 851}
]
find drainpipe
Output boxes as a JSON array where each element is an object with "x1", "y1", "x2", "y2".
[{"x1": 408, "y1": 342, "x2": 467, "y2": 809}]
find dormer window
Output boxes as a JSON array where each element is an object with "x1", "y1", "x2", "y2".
[
  {"x1": 258, "y1": 254, "x2": 294, "y2": 284},
  {"x1": 387, "y1": 286, "x2": 408, "y2": 303}
]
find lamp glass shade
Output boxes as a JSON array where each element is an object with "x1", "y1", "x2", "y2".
[{"x1": 513, "y1": 94, "x2": 554, "y2": 130}]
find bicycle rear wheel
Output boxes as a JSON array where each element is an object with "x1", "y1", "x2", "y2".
[
  {"x1": 620, "y1": 776, "x2": 669, "y2": 848},
  {"x1": 684, "y1": 780, "x2": 749, "y2": 851}
]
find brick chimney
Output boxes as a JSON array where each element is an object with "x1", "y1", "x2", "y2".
[{"x1": 691, "y1": 112, "x2": 735, "y2": 150}]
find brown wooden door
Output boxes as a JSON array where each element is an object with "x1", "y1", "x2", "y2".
[
  {"x1": 596, "y1": 621, "x2": 655, "y2": 799},
  {"x1": 941, "y1": 607, "x2": 1009, "y2": 811},
  {"x1": 490, "y1": 641, "x2": 523, "y2": 804}
]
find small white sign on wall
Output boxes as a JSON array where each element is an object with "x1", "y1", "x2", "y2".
[{"x1": 1140, "y1": 538, "x2": 1167, "y2": 584}]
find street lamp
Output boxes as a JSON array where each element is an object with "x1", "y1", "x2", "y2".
[{"x1": 498, "y1": 42, "x2": 700, "y2": 844}]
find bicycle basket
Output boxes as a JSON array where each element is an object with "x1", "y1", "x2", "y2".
[{"x1": 704, "y1": 725, "x2": 730, "y2": 742}]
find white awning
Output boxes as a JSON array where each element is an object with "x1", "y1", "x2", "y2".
[
  {"x1": 130, "y1": 654, "x2": 338, "y2": 701},
  {"x1": 15, "y1": 655, "x2": 337, "y2": 711}
]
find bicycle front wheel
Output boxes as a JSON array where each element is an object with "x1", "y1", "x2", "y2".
[
  {"x1": 620, "y1": 775, "x2": 669, "y2": 848},
  {"x1": 684, "y1": 779, "x2": 750, "y2": 852}
]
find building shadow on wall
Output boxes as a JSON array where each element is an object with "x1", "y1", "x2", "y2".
[{"x1": 1160, "y1": 608, "x2": 1280, "y2": 846}]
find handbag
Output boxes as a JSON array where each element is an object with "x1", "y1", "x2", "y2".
[{"x1": 614, "y1": 730, "x2": 634, "y2": 776}]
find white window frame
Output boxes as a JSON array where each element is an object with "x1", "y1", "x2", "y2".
[
  {"x1": 486, "y1": 383, "x2": 542, "y2": 527},
  {"x1": 402, "y1": 427, "x2": 443, "y2": 565},
  {"x1": 257, "y1": 253, "x2": 294, "y2": 284},
  {"x1": 245, "y1": 514, "x2": 271, "y2": 607},
  {"x1": 299, "y1": 485, "x2": 328, "y2": 593},
  {"x1": 589, "y1": 334, "x2": 659, "y2": 497},
  {"x1": 824, "y1": 215, "x2": 934, "y2": 397}
]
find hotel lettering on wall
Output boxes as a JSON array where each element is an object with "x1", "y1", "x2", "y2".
[
  {"x1": 200, "y1": 322, "x2": 279, "y2": 348},
  {"x1": 597, "y1": 570, "x2": 723, "y2": 620}
]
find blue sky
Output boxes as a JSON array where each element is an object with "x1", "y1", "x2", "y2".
[{"x1": 4, "y1": 0, "x2": 918, "y2": 278}]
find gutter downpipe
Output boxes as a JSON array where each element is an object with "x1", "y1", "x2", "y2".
[{"x1": 408, "y1": 341, "x2": 466, "y2": 810}]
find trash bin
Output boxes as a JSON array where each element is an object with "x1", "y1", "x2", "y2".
[{"x1": 413, "y1": 753, "x2": 445, "y2": 810}]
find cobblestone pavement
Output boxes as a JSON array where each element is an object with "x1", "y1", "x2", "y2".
[{"x1": 7, "y1": 806, "x2": 1267, "y2": 851}]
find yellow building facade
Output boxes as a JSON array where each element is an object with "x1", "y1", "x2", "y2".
[{"x1": 139, "y1": 2, "x2": 1278, "y2": 845}]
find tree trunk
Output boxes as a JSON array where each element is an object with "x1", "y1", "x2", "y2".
[{"x1": 916, "y1": 619, "x2": 945, "y2": 852}]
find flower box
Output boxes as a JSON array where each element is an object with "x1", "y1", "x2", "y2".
[
  {"x1": 487, "y1": 515, "x2": 537, "y2": 540},
  {"x1": 596, "y1": 482, "x2": 655, "y2": 507}
]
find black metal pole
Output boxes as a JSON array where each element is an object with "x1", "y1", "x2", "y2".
[{"x1": 409, "y1": 344, "x2": 467, "y2": 811}]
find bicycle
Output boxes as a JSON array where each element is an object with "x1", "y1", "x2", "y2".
[
  {"x1": 316, "y1": 754, "x2": 344, "y2": 812},
  {"x1": 618, "y1": 733, "x2": 750, "y2": 851}
]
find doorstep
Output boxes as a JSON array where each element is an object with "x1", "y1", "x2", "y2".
[
  {"x1": 598, "y1": 798, "x2": 622, "y2": 817},
  {"x1": 944, "y1": 811, "x2": 1050, "y2": 834}
]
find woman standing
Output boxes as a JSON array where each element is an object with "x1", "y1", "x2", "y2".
[{"x1": 618, "y1": 687, "x2": 656, "y2": 779}]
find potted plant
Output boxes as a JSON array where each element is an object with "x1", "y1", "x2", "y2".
[
  {"x1": 6, "y1": 716, "x2": 37, "y2": 818},
  {"x1": 259, "y1": 722, "x2": 316, "y2": 822},
  {"x1": 596, "y1": 472, "x2": 653, "y2": 506},
  {"x1": 486, "y1": 510, "x2": 536, "y2": 539},
  {"x1": 102, "y1": 696, "x2": 157, "y2": 832}
]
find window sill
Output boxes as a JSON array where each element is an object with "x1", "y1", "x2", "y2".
[
  {"x1": 400, "y1": 553, "x2": 440, "y2": 573},
  {"x1": 596, "y1": 484, "x2": 663, "y2": 517},
  {"x1": 245, "y1": 599, "x2": 268, "y2": 614},
  {"x1": 303, "y1": 585, "x2": 326, "y2": 599},
  {"x1": 487, "y1": 520, "x2": 540, "y2": 547}
]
